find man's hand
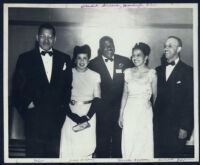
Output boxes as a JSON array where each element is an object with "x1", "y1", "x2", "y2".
[
  {"x1": 28, "y1": 102, "x2": 35, "y2": 109},
  {"x1": 178, "y1": 128, "x2": 188, "y2": 139}
]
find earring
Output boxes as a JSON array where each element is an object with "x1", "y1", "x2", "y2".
[{"x1": 144, "y1": 57, "x2": 148, "y2": 64}]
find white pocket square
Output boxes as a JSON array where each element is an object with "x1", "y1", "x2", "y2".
[
  {"x1": 176, "y1": 81, "x2": 182, "y2": 84},
  {"x1": 63, "y1": 62, "x2": 67, "y2": 71},
  {"x1": 28, "y1": 101, "x2": 35, "y2": 109}
]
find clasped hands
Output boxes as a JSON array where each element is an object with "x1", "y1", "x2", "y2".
[
  {"x1": 72, "y1": 113, "x2": 89, "y2": 124},
  {"x1": 28, "y1": 102, "x2": 89, "y2": 124}
]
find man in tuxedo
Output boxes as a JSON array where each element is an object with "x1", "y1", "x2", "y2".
[
  {"x1": 154, "y1": 36, "x2": 194, "y2": 158},
  {"x1": 88, "y1": 36, "x2": 133, "y2": 158},
  {"x1": 12, "y1": 23, "x2": 72, "y2": 158}
]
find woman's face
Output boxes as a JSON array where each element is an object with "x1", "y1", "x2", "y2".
[
  {"x1": 132, "y1": 49, "x2": 148, "y2": 67},
  {"x1": 76, "y1": 53, "x2": 89, "y2": 71}
]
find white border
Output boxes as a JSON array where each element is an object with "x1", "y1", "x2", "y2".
[{"x1": 3, "y1": 3, "x2": 199, "y2": 163}]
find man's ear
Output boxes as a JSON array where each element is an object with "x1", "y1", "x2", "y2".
[
  {"x1": 54, "y1": 36, "x2": 57, "y2": 43},
  {"x1": 36, "y1": 35, "x2": 39, "y2": 42},
  {"x1": 177, "y1": 46, "x2": 182, "y2": 53}
]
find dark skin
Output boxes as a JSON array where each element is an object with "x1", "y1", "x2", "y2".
[{"x1": 101, "y1": 40, "x2": 115, "y2": 60}]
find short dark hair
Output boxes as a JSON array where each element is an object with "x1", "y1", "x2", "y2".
[
  {"x1": 72, "y1": 45, "x2": 91, "y2": 66},
  {"x1": 132, "y1": 42, "x2": 151, "y2": 56},
  {"x1": 98, "y1": 36, "x2": 115, "y2": 56},
  {"x1": 168, "y1": 36, "x2": 182, "y2": 47},
  {"x1": 38, "y1": 23, "x2": 56, "y2": 36}
]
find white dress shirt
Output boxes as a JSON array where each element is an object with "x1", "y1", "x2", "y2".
[
  {"x1": 39, "y1": 47, "x2": 53, "y2": 83},
  {"x1": 166, "y1": 58, "x2": 179, "y2": 81},
  {"x1": 102, "y1": 56, "x2": 114, "y2": 79}
]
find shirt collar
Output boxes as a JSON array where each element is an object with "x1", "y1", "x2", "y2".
[
  {"x1": 166, "y1": 57, "x2": 179, "y2": 67},
  {"x1": 39, "y1": 47, "x2": 53, "y2": 54},
  {"x1": 174, "y1": 57, "x2": 180, "y2": 65},
  {"x1": 102, "y1": 55, "x2": 114, "y2": 61}
]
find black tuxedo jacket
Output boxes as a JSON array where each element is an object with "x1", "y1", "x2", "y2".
[
  {"x1": 88, "y1": 54, "x2": 133, "y2": 122},
  {"x1": 12, "y1": 48, "x2": 72, "y2": 137},
  {"x1": 154, "y1": 60, "x2": 194, "y2": 141}
]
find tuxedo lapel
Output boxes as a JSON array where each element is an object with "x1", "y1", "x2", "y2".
[
  {"x1": 166, "y1": 61, "x2": 182, "y2": 84},
  {"x1": 98, "y1": 56, "x2": 112, "y2": 81},
  {"x1": 34, "y1": 48, "x2": 50, "y2": 85},
  {"x1": 113, "y1": 55, "x2": 123, "y2": 78},
  {"x1": 160, "y1": 65, "x2": 167, "y2": 84},
  {"x1": 113, "y1": 56, "x2": 118, "y2": 78},
  {"x1": 50, "y1": 50, "x2": 62, "y2": 85}
]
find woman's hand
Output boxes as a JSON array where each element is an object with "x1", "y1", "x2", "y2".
[
  {"x1": 78, "y1": 116, "x2": 89, "y2": 124},
  {"x1": 118, "y1": 115, "x2": 123, "y2": 128}
]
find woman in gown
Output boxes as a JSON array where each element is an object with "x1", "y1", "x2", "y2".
[
  {"x1": 118, "y1": 42, "x2": 157, "y2": 159},
  {"x1": 60, "y1": 45, "x2": 101, "y2": 159}
]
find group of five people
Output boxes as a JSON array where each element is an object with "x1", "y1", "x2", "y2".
[{"x1": 12, "y1": 23, "x2": 194, "y2": 159}]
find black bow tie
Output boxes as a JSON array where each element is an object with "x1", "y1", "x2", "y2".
[
  {"x1": 105, "y1": 58, "x2": 113, "y2": 62},
  {"x1": 165, "y1": 61, "x2": 175, "y2": 66},
  {"x1": 41, "y1": 51, "x2": 53, "y2": 56}
]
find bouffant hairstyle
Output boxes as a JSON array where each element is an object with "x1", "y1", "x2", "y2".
[
  {"x1": 131, "y1": 42, "x2": 151, "y2": 65},
  {"x1": 72, "y1": 45, "x2": 91, "y2": 67}
]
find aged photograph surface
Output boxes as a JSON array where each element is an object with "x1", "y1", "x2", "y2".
[{"x1": 3, "y1": 3, "x2": 198, "y2": 163}]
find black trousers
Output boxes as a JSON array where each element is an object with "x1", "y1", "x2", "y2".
[
  {"x1": 26, "y1": 128, "x2": 61, "y2": 158},
  {"x1": 154, "y1": 126, "x2": 188, "y2": 158},
  {"x1": 95, "y1": 106, "x2": 122, "y2": 158}
]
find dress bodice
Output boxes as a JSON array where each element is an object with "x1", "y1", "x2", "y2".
[
  {"x1": 124, "y1": 68, "x2": 156, "y2": 102},
  {"x1": 71, "y1": 68, "x2": 101, "y2": 101}
]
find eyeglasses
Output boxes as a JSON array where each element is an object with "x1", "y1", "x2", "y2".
[{"x1": 39, "y1": 35, "x2": 54, "y2": 40}]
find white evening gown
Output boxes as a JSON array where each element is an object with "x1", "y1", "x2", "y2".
[
  {"x1": 122, "y1": 68, "x2": 156, "y2": 159},
  {"x1": 60, "y1": 68, "x2": 100, "y2": 159}
]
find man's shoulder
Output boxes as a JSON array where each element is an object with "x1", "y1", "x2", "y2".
[
  {"x1": 18, "y1": 49, "x2": 36, "y2": 60},
  {"x1": 89, "y1": 56, "x2": 101, "y2": 67},
  {"x1": 115, "y1": 54, "x2": 133, "y2": 68},
  {"x1": 180, "y1": 61, "x2": 193, "y2": 72},
  {"x1": 90, "y1": 56, "x2": 100, "y2": 63},
  {"x1": 115, "y1": 54, "x2": 130, "y2": 61},
  {"x1": 155, "y1": 61, "x2": 193, "y2": 73}
]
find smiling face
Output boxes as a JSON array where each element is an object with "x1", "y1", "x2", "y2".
[
  {"x1": 75, "y1": 53, "x2": 89, "y2": 71},
  {"x1": 164, "y1": 38, "x2": 181, "y2": 62},
  {"x1": 132, "y1": 49, "x2": 148, "y2": 67},
  {"x1": 36, "y1": 28, "x2": 56, "y2": 51},
  {"x1": 101, "y1": 40, "x2": 115, "y2": 59}
]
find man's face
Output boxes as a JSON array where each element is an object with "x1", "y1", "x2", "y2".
[
  {"x1": 37, "y1": 28, "x2": 56, "y2": 51},
  {"x1": 101, "y1": 40, "x2": 115, "y2": 59},
  {"x1": 164, "y1": 38, "x2": 181, "y2": 62}
]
